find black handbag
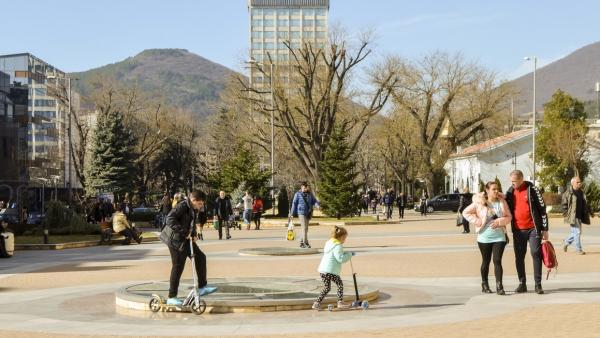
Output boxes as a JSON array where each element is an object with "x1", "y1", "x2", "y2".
[{"x1": 160, "y1": 225, "x2": 185, "y2": 251}]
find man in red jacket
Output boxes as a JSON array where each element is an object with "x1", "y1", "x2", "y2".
[{"x1": 505, "y1": 170, "x2": 549, "y2": 295}]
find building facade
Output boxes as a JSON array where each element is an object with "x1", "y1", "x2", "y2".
[
  {"x1": 0, "y1": 53, "x2": 74, "y2": 209},
  {"x1": 247, "y1": 0, "x2": 329, "y2": 85}
]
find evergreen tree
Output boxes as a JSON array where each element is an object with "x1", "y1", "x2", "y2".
[
  {"x1": 211, "y1": 147, "x2": 271, "y2": 202},
  {"x1": 537, "y1": 90, "x2": 589, "y2": 191},
  {"x1": 494, "y1": 176, "x2": 503, "y2": 192},
  {"x1": 318, "y1": 125, "x2": 361, "y2": 218},
  {"x1": 87, "y1": 110, "x2": 137, "y2": 199}
]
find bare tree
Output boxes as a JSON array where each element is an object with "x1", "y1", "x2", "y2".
[
  {"x1": 389, "y1": 52, "x2": 512, "y2": 195},
  {"x1": 237, "y1": 32, "x2": 398, "y2": 187}
]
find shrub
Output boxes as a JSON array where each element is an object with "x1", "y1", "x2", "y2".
[
  {"x1": 585, "y1": 181, "x2": 600, "y2": 216},
  {"x1": 44, "y1": 201, "x2": 100, "y2": 235}
]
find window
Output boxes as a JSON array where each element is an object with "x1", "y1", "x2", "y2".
[
  {"x1": 278, "y1": 31, "x2": 289, "y2": 38},
  {"x1": 316, "y1": 31, "x2": 326, "y2": 38},
  {"x1": 316, "y1": 20, "x2": 326, "y2": 27},
  {"x1": 252, "y1": 42, "x2": 263, "y2": 49},
  {"x1": 251, "y1": 54, "x2": 263, "y2": 61},
  {"x1": 277, "y1": 54, "x2": 289, "y2": 61},
  {"x1": 277, "y1": 19, "x2": 289, "y2": 26},
  {"x1": 303, "y1": 31, "x2": 314, "y2": 38},
  {"x1": 264, "y1": 31, "x2": 275, "y2": 38},
  {"x1": 291, "y1": 9, "x2": 300, "y2": 16},
  {"x1": 263, "y1": 9, "x2": 274, "y2": 16},
  {"x1": 303, "y1": 9, "x2": 315, "y2": 16},
  {"x1": 251, "y1": 8, "x2": 262, "y2": 17},
  {"x1": 290, "y1": 31, "x2": 301, "y2": 38},
  {"x1": 277, "y1": 9, "x2": 289, "y2": 16},
  {"x1": 290, "y1": 19, "x2": 301, "y2": 27},
  {"x1": 252, "y1": 19, "x2": 263, "y2": 26},
  {"x1": 290, "y1": 42, "x2": 301, "y2": 49},
  {"x1": 316, "y1": 8, "x2": 326, "y2": 16},
  {"x1": 277, "y1": 42, "x2": 288, "y2": 49},
  {"x1": 264, "y1": 19, "x2": 274, "y2": 27},
  {"x1": 264, "y1": 43, "x2": 275, "y2": 49},
  {"x1": 303, "y1": 19, "x2": 314, "y2": 26},
  {"x1": 251, "y1": 31, "x2": 263, "y2": 38}
]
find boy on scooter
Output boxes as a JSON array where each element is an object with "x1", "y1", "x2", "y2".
[{"x1": 161, "y1": 190, "x2": 216, "y2": 306}]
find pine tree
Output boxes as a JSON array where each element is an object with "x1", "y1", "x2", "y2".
[
  {"x1": 87, "y1": 110, "x2": 137, "y2": 199},
  {"x1": 319, "y1": 126, "x2": 361, "y2": 219}
]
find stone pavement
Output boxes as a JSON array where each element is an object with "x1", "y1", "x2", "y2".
[{"x1": 1, "y1": 210, "x2": 600, "y2": 337}]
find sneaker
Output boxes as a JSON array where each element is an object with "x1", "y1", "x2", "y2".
[
  {"x1": 226, "y1": 235, "x2": 231, "y2": 240},
  {"x1": 312, "y1": 301, "x2": 321, "y2": 310},
  {"x1": 198, "y1": 286, "x2": 218, "y2": 296},
  {"x1": 136, "y1": 236, "x2": 143, "y2": 244},
  {"x1": 304, "y1": 242, "x2": 311, "y2": 249},
  {"x1": 563, "y1": 243, "x2": 568, "y2": 252},
  {"x1": 337, "y1": 301, "x2": 350, "y2": 309},
  {"x1": 576, "y1": 251, "x2": 586, "y2": 255},
  {"x1": 166, "y1": 298, "x2": 183, "y2": 306},
  {"x1": 299, "y1": 242, "x2": 306, "y2": 248}
]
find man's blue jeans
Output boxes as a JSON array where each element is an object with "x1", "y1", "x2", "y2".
[
  {"x1": 243, "y1": 209, "x2": 252, "y2": 225},
  {"x1": 564, "y1": 218, "x2": 583, "y2": 252}
]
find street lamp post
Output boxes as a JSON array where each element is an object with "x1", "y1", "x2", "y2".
[
  {"x1": 524, "y1": 56, "x2": 537, "y2": 183},
  {"x1": 247, "y1": 59, "x2": 276, "y2": 215}
]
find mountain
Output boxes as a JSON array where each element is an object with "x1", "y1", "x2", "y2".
[
  {"x1": 71, "y1": 49, "x2": 237, "y2": 119},
  {"x1": 508, "y1": 41, "x2": 600, "y2": 117}
]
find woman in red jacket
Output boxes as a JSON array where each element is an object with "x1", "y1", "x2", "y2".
[{"x1": 252, "y1": 196, "x2": 264, "y2": 230}]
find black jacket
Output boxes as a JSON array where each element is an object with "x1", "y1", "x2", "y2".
[
  {"x1": 161, "y1": 199, "x2": 203, "y2": 251},
  {"x1": 505, "y1": 181, "x2": 549, "y2": 235},
  {"x1": 214, "y1": 197, "x2": 233, "y2": 220},
  {"x1": 396, "y1": 195, "x2": 406, "y2": 207}
]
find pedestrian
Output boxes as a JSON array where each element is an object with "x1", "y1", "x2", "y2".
[
  {"x1": 214, "y1": 190, "x2": 233, "y2": 240},
  {"x1": 505, "y1": 169, "x2": 549, "y2": 295},
  {"x1": 112, "y1": 204, "x2": 143, "y2": 245},
  {"x1": 242, "y1": 191, "x2": 253, "y2": 230},
  {"x1": 396, "y1": 192, "x2": 406, "y2": 219},
  {"x1": 160, "y1": 193, "x2": 172, "y2": 227},
  {"x1": 362, "y1": 193, "x2": 370, "y2": 214},
  {"x1": 462, "y1": 181, "x2": 512, "y2": 295},
  {"x1": 161, "y1": 190, "x2": 216, "y2": 306},
  {"x1": 383, "y1": 189, "x2": 395, "y2": 220},
  {"x1": 290, "y1": 182, "x2": 318, "y2": 248},
  {"x1": 312, "y1": 226, "x2": 355, "y2": 310},
  {"x1": 562, "y1": 176, "x2": 590, "y2": 255},
  {"x1": 458, "y1": 187, "x2": 473, "y2": 233},
  {"x1": 420, "y1": 191, "x2": 429, "y2": 216},
  {"x1": 252, "y1": 195, "x2": 264, "y2": 230}
]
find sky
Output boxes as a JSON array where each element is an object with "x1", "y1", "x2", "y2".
[{"x1": 2, "y1": 0, "x2": 600, "y2": 81}]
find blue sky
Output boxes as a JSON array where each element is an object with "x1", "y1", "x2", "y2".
[{"x1": 2, "y1": 0, "x2": 600, "y2": 80}]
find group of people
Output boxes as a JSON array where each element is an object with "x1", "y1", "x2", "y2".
[
  {"x1": 361, "y1": 189, "x2": 409, "y2": 220},
  {"x1": 236, "y1": 191, "x2": 264, "y2": 230},
  {"x1": 463, "y1": 169, "x2": 591, "y2": 296}
]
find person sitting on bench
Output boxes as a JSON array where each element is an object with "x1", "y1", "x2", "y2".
[{"x1": 112, "y1": 204, "x2": 142, "y2": 244}]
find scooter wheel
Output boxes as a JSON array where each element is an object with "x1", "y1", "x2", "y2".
[
  {"x1": 191, "y1": 299, "x2": 207, "y2": 315},
  {"x1": 361, "y1": 300, "x2": 369, "y2": 310},
  {"x1": 149, "y1": 296, "x2": 162, "y2": 313}
]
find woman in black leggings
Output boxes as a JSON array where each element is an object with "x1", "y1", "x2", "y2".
[{"x1": 462, "y1": 181, "x2": 512, "y2": 295}]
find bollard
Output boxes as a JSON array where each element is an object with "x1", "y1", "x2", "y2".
[
  {"x1": 43, "y1": 229, "x2": 49, "y2": 244},
  {"x1": 376, "y1": 214, "x2": 379, "y2": 221}
]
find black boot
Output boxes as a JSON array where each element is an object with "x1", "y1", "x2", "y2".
[
  {"x1": 481, "y1": 281, "x2": 492, "y2": 293},
  {"x1": 496, "y1": 281, "x2": 505, "y2": 295},
  {"x1": 535, "y1": 283, "x2": 544, "y2": 294},
  {"x1": 515, "y1": 283, "x2": 527, "y2": 293}
]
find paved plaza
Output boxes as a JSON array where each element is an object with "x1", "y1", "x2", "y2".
[{"x1": 1, "y1": 211, "x2": 600, "y2": 337}]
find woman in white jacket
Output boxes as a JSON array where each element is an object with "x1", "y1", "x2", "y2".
[{"x1": 462, "y1": 181, "x2": 512, "y2": 295}]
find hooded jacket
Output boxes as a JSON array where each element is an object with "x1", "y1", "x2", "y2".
[
  {"x1": 161, "y1": 199, "x2": 202, "y2": 251},
  {"x1": 318, "y1": 238, "x2": 352, "y2": 275},
  {"x1": 505, "y1": 181, "x2": 548, "y2": 236},
  {"x1": 462, "y1": 193, "x2": 512, "y2": 234}
]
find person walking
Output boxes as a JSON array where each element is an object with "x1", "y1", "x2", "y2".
[
  {"x1": 160, "y1": 190, "x2": 216, "y2": 306},
  {"x1": 505, "y1": 170, "x2": 549, "y2": 295},
  {"x1": 420, "y1": 191, "x2": 429, "y2": 216},
  {"x1": 562, "y1": 177, "x2": 590, "y2": 255},
  {"x1": 312, "y1": 226, "x2": 355, "y2": 310},
  {"x1": 290, "y1": 182, "x2": 318, "y2": 248},
  {"x1": 383, "y1": 189, "x2": 395, "y2": 220},
  {"x1": 242, "y1": 191, "x2": 253, "y2": 230},
  {"x1": 160, "y1": 193, "x2": 172, "y2": 228},
  {"x1": 458, "y1": 187, "x2": 474, "y2": 233},
  {"x1": 214, "y1": 191, "x2": 233, "y2": 240},
  {"x1": 396, "y1": 192, "x2": 406, "y2": 219},
  {"x1": 252, "y1": 195, "x2": 264, "y2": 230},
  {"x1": 463, "y1": 182, "x2": 512, "y2": 295}
]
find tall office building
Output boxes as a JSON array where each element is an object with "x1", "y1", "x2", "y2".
[
  {"x1": 0, "y1": 53, "x2": 74, "y2": 206},
  {"x1": 248, "y1": 0, "x2": 329, "y2": 85}
]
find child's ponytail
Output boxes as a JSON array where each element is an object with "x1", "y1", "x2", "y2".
[{"x1": 331, "y1": 226, "x2": 348, "y2": 240}]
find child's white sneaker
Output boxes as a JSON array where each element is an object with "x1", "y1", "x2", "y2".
[{"x1": 337, "y1": 301, "x2": 350, "y2": 309}]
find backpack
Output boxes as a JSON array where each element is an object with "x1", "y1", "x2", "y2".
[{"x1": 541, "y1": 240, "x2": 558, "y2": 280}]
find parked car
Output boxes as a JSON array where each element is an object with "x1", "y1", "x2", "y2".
[
  {"x1": 414, "y1": 193, "x2": 462, "y2": 213},
  {"x1": 0, "y1": 208, "x2": 19, "y2": 224},
  {"x1": 129, "y1": 207, "x2": 160, "y2": 225},
  {"x1": 27, "y1": 211, "x2": 45, "y2": 225}
]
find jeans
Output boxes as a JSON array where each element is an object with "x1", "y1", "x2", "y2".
[
  {"x1": 243, "y1": 209, "x2": 252, "y2": 225},
  {"x1": 299, "y1": 214, "x2": 310, "y2": 244},
  {"x1": 513, "y1": 228, "x2": 542, "y2": 285},
  {"x1": 564, "y1": 218, "x2": 583, "y2": 252},
  {"x1": 168, "y1": 240, "x2": 206, "y2": 298},
  {"x1": 398, "y1": 206, "x2": 405, "y2": 219},
  {"x1": 478, "y1": 241, "x2": 506, "y2": 282},
  {"x1": 386, "y1": 205, "x2": 393, "y2": 219}
]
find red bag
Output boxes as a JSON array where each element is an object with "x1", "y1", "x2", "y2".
[{"x1": 541, "y1": 240, "x2": 558, "y2": 280}]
